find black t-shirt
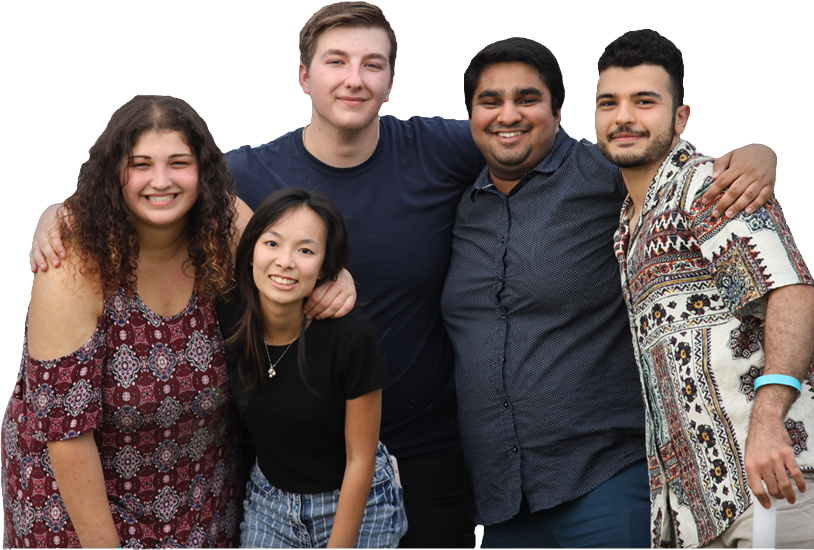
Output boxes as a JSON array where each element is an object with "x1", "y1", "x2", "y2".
[
  {"x1": 219, "y1": 303, "x2": 390, "y2": 494},
  {"x1": 225, "y1": 116, "x2": 484, "y2": 458}
]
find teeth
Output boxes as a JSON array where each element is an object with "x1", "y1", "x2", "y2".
[
  {"x1": 145, "y1": 194, "x2": 177, "y2": 203},
  {"x1": 497, "y1": 131, "x2": 524, "y2": 138},
  {"x1": 270, "y1": 275, "x2": 297, "y2": 285}
]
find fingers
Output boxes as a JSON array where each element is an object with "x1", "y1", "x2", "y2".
[{"x1": 746, "y1": 452, "x2": 803, "y2": 508}]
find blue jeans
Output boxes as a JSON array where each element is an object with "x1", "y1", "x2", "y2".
[
  {"x1": 481, "y1": 458, "x2": 650, "y2": 548},
  {"x1": 240, "y1": 442, "x2": 407, "y2": 548}
]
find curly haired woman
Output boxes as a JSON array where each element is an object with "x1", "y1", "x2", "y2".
[{"x1": 2, "y1": 96, "x2": 242, "y2": 548}]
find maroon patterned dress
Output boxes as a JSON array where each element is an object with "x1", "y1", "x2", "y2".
[{"x1": 2, "y1": 289, "x2": 241, "y2": 548}]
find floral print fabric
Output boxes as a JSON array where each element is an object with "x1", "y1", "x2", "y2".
[
  {"x1": 613, "y1": 141, "x2": 814, "y2": 547},
  {"x1": 2, "y1": 290, "x2": 240, "y2": 548}
]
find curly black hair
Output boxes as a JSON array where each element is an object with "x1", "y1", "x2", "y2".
[{"x1": 598, "y1": 29, "x2": 684, "y2": 110}]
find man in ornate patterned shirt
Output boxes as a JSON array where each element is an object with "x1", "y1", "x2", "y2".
[{"x1": 596, "y1": 29, "x2": 814, "y2": 547}]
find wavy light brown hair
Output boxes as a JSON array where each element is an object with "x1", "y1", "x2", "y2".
[{"x1": 61, "y1": 95, "x2": 237, "y2": 299}]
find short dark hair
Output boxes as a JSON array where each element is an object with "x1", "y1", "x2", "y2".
[
  {"x1": 464, "y1": 37, "x2": 564, "y2": 118},
  {"x1": 598, "y1": 29, "x2": 684, "y2": 109},
  {"x1": 226, "y1": 188, "x2": 349, "y2": 394},
  {"x1": 300, "y1": 1, "x2": 397, "y2": 75}
]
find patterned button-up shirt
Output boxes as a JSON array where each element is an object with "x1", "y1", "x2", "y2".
[{"x1": 613, "y1": 140, "x2": 814, "y2": 547}]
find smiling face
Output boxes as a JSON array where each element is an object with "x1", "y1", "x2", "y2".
[
  {"x1": 299, "y1": 25, "x2": 393, "y2": 135},
  {"x1": 122, "y1": 130, "x2": 199, "y2": 231},
  {"x1": 252, "y1": 206, "x2": 327, "y2": 311},
  {"x1": 469, "y1": 61, "x2": 561, "y2": 194},
  {"x1": 595, "y1": 64, "x2": 688, "y2": 172}
]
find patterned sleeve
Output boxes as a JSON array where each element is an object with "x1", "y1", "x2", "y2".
[
  {"x1": 23, "y1": 320, "x2": 107, "y2": 442},
  {"x1": 686, "y1": 163, "x2": 814, "y2": 318}
]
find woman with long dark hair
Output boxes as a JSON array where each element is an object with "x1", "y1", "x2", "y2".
[
  {"x1": 2, "y1": 96, "x2": 242, "y2": 547},
  {"x1": 220, "y1": 188, "x2": 407, "y2": 548}
]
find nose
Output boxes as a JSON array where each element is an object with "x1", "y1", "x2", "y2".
[
  {"x1": 496, "y1": 101, "x2": 522, "y2": 126},
  {"x1": 615, "y1": 101, "x2": 636, "y2": 126},
  {"x1": 344, "y1": 62, "x2": 364, "y2": 90},
  {"x1": 151, "y1": 164, "x2": 173, "y2": 190},
  {"x1": 275, "y1": 247, "x2": 295, "y2": 269}
]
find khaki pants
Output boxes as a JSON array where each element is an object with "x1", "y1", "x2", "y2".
[{"x1": 704, "y1": 472, "x2": 814, "y2": 548}]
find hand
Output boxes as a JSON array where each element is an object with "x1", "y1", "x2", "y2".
[
  {"x1": 745, "y1": 408, "x2": 806, "y2": 509},
  {"x1": 30, "y1": 203, "x2": 69, "y2": 273},
  {"x1": 303, "y1": 268, "x2": 357, "y2": 320},
  {"x1": 703, "y1": 144, "x2": 776, "y2": 218}
]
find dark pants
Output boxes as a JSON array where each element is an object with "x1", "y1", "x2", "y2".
[
  {"x1": 482, "y1": 458, "x2": 650, "y2": 548},
  {"x1": 396, "y1": 446, "x2": 477, "y2": 548}
]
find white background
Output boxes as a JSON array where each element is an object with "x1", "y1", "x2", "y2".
[{"x1": 1, "y1": 0, "x2": 812, "y2": 534}]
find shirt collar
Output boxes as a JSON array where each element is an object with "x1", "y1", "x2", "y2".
[{"x1": 469, "y1": 127, "x2": 575, "y2": 198}]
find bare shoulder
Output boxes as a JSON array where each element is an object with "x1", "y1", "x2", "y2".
[{"x1": 27, "y1": 251, "x2": 105, "y2": 361}]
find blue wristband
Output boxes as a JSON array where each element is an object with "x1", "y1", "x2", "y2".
[{"x1": 754, "y1": 374, "x2": 801, "y2": 392}]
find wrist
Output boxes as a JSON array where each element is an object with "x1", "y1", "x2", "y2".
[{"x1": 755, "y1": 374, "x2": 801, "y2": 392}]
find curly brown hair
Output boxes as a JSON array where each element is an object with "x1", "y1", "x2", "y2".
[{"x1": 62, "y1": 95, "x2": 236, "y2": 299}]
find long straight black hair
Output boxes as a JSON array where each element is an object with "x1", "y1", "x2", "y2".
[{"x1": 225, "y1": 188, "x2": 349, "y2": 394}]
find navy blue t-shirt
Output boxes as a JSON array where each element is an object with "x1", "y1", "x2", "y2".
[{"x1": 225, "y1": 116, "x2": 484, "y2": 458}]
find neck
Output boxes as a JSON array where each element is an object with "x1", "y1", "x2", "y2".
[
  {"x1": 303, "y1": 115, "x2": 380, "y2": 168},
  {"x1": 134, "y1": 220, "x2": 189, "y2": 267},
  {"x1": 490, "y1": 173, "x2": 522, "y2": 196},
  {"x1": 620, "y1": 163, "x2": 659, "y2": 217},
  {"x1": 260, "y1": 299, "x2": 305, "y2": 345}
]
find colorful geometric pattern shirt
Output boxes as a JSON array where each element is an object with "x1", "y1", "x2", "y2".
[
  {"x1": 613, "y1": 140, "x2": 814, "y2": 547},
  {"x1": 2, "y1": 290, "x2": 241, "y2": 548}
]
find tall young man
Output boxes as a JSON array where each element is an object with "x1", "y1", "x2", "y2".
[{"x1": 596, "y1": 29, "x2": 814, "y2": 547}]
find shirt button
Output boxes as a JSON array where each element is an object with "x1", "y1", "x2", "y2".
[
  {"x1": 512, "y1": 446, "x2": 518, "y2": 453},
  {"x1": 503, "y1": 401, "x2": 509, "y2": 408}
]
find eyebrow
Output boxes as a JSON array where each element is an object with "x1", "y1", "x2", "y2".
[
  {"x1": 477, "y1": 86, "x2": 544, "y2": 100},
  {"x1": 131, "y1": 153, "x2": 195, "y2": 159},
  {"x1": 264, "y1": 230, "x2": 321, "y2": 246},
  {"x1": 596, "y1": 90, "x2": 664, "y2": 101},
  {"x1": 321, "y1": 49, "x2": 388, "y2": 64}
]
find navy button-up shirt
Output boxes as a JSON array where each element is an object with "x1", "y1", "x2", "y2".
[{"x1": 441, "y1": 129, "x2": 646, "y2": 526}]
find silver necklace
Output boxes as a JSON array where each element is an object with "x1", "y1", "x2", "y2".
[{"x1": 263, "y1": 332, "x2": 300, "y2": 378}]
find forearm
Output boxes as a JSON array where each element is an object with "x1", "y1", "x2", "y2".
[
  {"x1": 328, "y1": 458, "x2": 375, "y2": 548},
  {"x1": 48, "y1": 432, "x2": 120, "y2": 548},
  {"x1": 745, "y1": 283, "x2": 814, "y2": 505},
  {"x1": 756, "y1": 283, "x2": 814, "y2": 417}
]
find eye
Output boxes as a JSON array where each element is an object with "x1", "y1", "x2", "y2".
[
  {"x1": 299, "y1": 248, "x2": 314, "y2": 255},
  {"x1": 264, "y1": 240, "x2": 278, "y2": 248},
  {"x1": 365, "y1": 62, "x2": 383, "y2": 70}
]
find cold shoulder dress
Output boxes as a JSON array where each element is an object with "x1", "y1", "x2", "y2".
[{"x1": 2, "y1": 289, "x2": 241, "y2": 548}]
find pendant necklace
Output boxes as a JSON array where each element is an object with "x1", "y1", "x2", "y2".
[{"x1": 263, "y1": 332, "x2": 300, "y2": 378}]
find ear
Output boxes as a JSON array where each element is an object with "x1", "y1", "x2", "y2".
[
  {"x1": 674, "y1": 104, "x2": 690, "y2": 136},
  {"x1": 553, "y1": 108, "x2": 562, "y2": 135},
  {"x1": 383, "y1": 74, "x2": 394, "y2": 103},
  {"x1": 299, "y1": 63, "x2": 310, "y2": 96}
]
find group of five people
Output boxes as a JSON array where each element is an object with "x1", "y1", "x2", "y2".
[{"x1": 5, "y1": 1, "x2": 812, "y2": 548}]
